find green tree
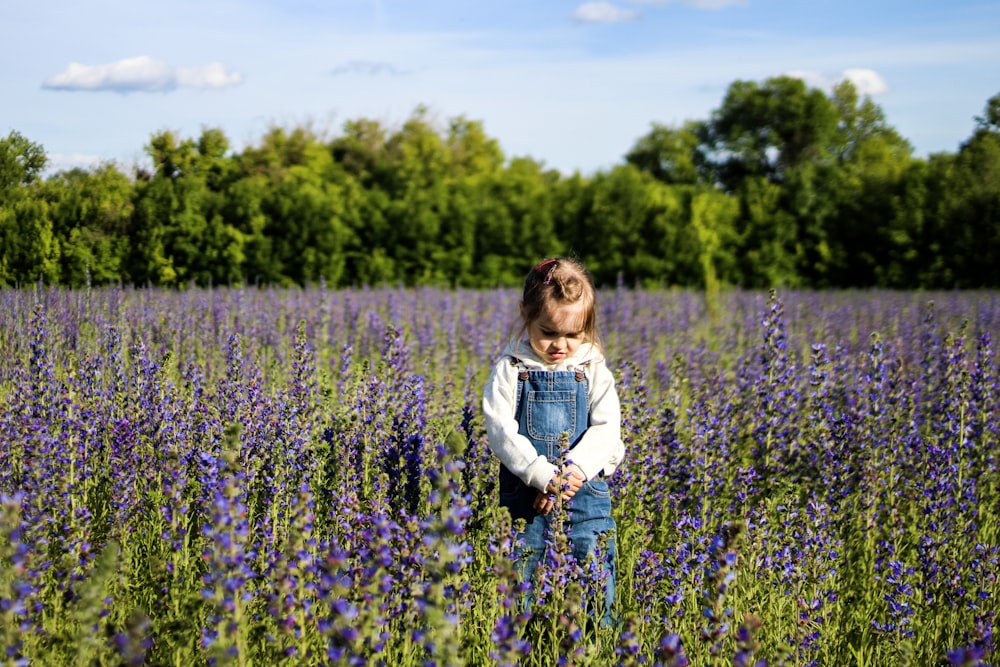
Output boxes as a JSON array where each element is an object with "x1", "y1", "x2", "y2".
[
  {"x1": 934, "y1": 93, "x2": 1000, "y2": 286},
  {"x1": 329, "y1": 118, "x2": 396, "y2": 285},
  {"x1": 266, "y1": 166, "x2": 351, "y2": 286},
  {"x1": 0, "y1": 196, "x2": 60, "y2": 286},
  {"x1": 218, "y1": 174, "x2": 274, "y2": 285},
  {"x1": 688, "y1": 187, "x2": 740, "y2": 293},
  {"x1": 701, "y1": 77, "x2": 915, "y2": 288},
  {"x1": 732, "y1": 176, "x2": 801, "y2": 287},
  {"x1": 469, "y1": 171, "x2": 521, "y2": 286},
  {"x1": 331, "y1": 117, "x2": 392, "y2": 189},
  {"x1": 550, "y1": 171, "x2": 595, "y2": 266},
  {"x1": 381, "y1": 107, "x2": 451, "y2": 285},
  {"x1": 130, "y1": 129, "x2": 246, "y2": 285},
  {"x1": 43, "y1": 165, "x2": 134, "y2": 286},
  {"x1": 827, "y1": 133, "x2": 913, "y2": 286},
  {"x1": 577, "y1": 164, "x2": 685, "y2": 286},
  {"x1": 975, "y1": 91, "x2": 1000, "y2": 131},
  {"x1": 704, "y1": 76, "x2": 839, "y2": 191},
  {"x1": 0, "y1": 132, "x2": 59, "y2": 285},
  {"x1": 822, "y1": 82, "x2": 914, "y2": 286},
  {"x1": 625, "y1": 120, "x2": 705, "y2": 185},
  {"x1": 881, "y1": 158, "x2": 933, "y2": 288},
  {"x1": 246, "y1": 126, "x2": 352, "y2": 286},
  {"x1": 0, "y1": 131, "x2": 46, "y2": 194},
  {"x1": 446, "y1": 116, "x2": 505, "y2": 180},
  {"x1": 438, "y1": 117, "x2": 506, "y2": 286}
]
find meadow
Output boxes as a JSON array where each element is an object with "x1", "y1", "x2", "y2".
[{"x1": 0, "y1": 285, "x2": 997, "y2": 666}]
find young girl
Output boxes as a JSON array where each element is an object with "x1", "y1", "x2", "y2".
[{"x1": 482, "y1": 257, "x2": 625, "y2": 626}]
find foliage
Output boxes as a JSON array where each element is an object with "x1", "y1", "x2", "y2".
[{"x1": 1, "y1": 83, "x2": 1000, "y2": 289}]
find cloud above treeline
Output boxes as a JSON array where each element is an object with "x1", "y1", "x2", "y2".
[
  {"x1": 330, "y1": 60, "x2": 409, "y2": 77},
  {"x1": 573, "y1": 0, "x2": 747, "y2": 23},
  {"x1": 573, "y1": 2, "x2": 639, "y2": 23},
  {"x1": 42, "y1": 56, "x2": 243, "y2": 93},
  {"x1": 629, "y1": 0, "x2": 748, "y2": 7},
  {"x1": 788, "y1": 68, "x2": 890, "y2": 96}
]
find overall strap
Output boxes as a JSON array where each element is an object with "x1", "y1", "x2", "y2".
[
  {"x1": 510, "y1": 355, "x2": 590, "y2": 382},
  {"x1": 509, "y1": 355, "x2": 593, "y2": 418},
  {"x1": 508, "y1": 356, "x2": 527, "y2": 417},
  {"x1": 574, "y1": 359, "x2": 592, "y2": 401}
]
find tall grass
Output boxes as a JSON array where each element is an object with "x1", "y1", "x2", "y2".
[{"x1": 0, "y1": 285, "x2": 997, "y2": 666}]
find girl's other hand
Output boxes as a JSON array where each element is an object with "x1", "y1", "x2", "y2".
[
  {"x1": 534, "y1": 490, "x2": 557, "y2": 515},
  {"x1": 546, "y1": 465, "x2": 585, "y2": 501},
  {"x1": 536, "y1": 465, "x2": 586, "y2": 514}
]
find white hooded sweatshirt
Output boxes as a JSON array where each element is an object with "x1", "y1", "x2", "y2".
[{"x1": 482, "y1": 337, "x2": 626, "y2": 492}]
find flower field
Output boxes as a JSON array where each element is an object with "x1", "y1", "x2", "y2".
[{"x1": 0, "y1": 285, "x2": 997, "y2": 666}]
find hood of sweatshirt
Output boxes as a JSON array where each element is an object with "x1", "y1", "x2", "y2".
[{"x1": 500, "y1": 336, "x2": 605, "y2": 371}]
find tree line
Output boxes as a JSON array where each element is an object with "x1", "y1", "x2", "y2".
[{"x1": 2, "y1": 77, "x2": 999, "y2": 290}]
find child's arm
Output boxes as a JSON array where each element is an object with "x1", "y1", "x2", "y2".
[
  {"x1": 565, "y1": 362, "x2": 625, "y2": 480},
  {"x1": 482, "y1": 359, "x2": 559, "y2": 492},
  {"x1": 533, "y1": 464, "x2": 586, "y2": 514}
]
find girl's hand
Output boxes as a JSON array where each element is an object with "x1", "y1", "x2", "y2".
[
  {"x1": 533, "y1": 490, "x2": 557, "y2": 515},
  {"x1": 535, "y1": 466, "x2": 587, "y2": 514},
  {"x1": 547, "y1": 465, "x2": 585, "y2": 501}
]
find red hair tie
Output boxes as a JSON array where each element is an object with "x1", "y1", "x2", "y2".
[{"x1": 534, "y1": 258, "x2": 558, "y2": 284}]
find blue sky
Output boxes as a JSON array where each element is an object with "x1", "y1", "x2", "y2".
[{"x1": 4, "y1": 0, "x2": 999, "y2": 175}]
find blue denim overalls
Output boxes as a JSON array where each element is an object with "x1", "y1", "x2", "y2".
[{"x1": 499, "y1": 358, "x2": 617, "y2": 626}]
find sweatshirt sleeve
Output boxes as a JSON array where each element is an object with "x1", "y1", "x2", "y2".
[
  {"x1": 566, "y1": 361, "x2": 625, "y2": 481},
  {"x1": 482, "y1": 360, "x2": 559, "y2": 492}
]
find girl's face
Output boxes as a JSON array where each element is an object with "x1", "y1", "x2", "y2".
[{"x1": 523, "y1": 300, "x2": 588, "y2": 364}]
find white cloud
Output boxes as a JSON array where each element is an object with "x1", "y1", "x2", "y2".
[
  {"x1": 786, "y1": 68, "x2": 889, "y2": 97},
  {"x1": 573, "y1": 2, "x2": 639, "y2": 23},
  {"x1": 45, "y1": 153, "x2": 103, "y2": 173},
  {"x1": 571, "y1": 0, "x2": 744, "y2": 25},
  {"x1": 177, "y1": 63, "x2": 244, "y2": 89},
  {"x1": 842, "y1": 68, "x2": 889, "y2": 96},
  {"x1": 627, "y1": 0, "x2": 747, "y2": 7},
  {"x1": 330, "y1": 60, "x2": 408, "y2": 76},
  {"x1": 42, "y1": 56, "x2": 242, "y2": 93}
]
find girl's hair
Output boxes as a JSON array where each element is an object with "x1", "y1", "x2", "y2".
[{"x1": 519, "y1": 257, "x2": 600, "y2": 347}]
